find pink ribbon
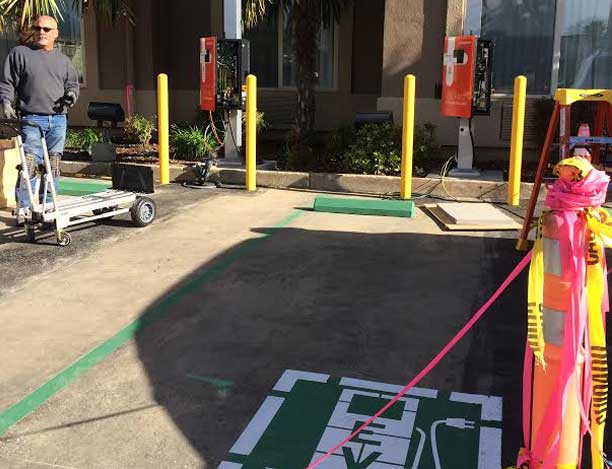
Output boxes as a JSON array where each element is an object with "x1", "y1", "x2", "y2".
[{"x1": 520, "y1": 165, "x2": 609, "y2": 468}]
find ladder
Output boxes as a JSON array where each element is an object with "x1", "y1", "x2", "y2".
[{"x1": 516, "y1": 89, "x2": 612, "y2": 251}]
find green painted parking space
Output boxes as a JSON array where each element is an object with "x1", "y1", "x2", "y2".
[
  {"x1": 220, "y1": 370, "x2": 502, "y2": 469},
  {"x1": 58, "y1": 177, "x2": 111, "y2": 196}
]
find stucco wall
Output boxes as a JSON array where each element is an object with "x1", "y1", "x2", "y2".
[
  {"x1": 376, "y1": 0, "x2": 523, "y2": 152},
  {"x1": 67, "y1": 1, "x2": 212, "y2": 126},
  {"x1": 67, "y1": 11, "x2": 126, "y2": 127},
  {"x1": 377, "y1": 96, "x2": 504, "y2": 147},
  {"x1": 381, "y1": 0, "x2": 447, "y2": 99},
  {"x1": 352, "y1": 0, "x2": 385, "y2": 95}
]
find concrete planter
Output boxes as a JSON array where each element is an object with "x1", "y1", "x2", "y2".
[{"x1": 60, "y1": 160, "x2": 537, "y2": 201}]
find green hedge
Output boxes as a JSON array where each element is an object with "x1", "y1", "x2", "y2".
[{"x1": 287, "y1": 123, "x2": 437, "y2": 176}]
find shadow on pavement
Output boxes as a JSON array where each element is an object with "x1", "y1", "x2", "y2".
[{"x1": 133, "y1": 224, "x2": 531, "y2": 467}]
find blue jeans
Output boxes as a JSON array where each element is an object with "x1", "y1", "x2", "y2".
[{"x1": 17, "y1": 114, "x2": 67, "y2": 208}]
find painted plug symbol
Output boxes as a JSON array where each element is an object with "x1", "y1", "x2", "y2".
[{"x1": 412, "y1": 418, "x2": 476, "y2": 469}]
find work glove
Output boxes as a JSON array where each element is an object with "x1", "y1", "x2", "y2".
[
  {"x1": 1, "y1": 100, "x2": 17, "y2": 119},
  {"x1": 63, "y1": 91, "x2": 76, "y2": 108}
]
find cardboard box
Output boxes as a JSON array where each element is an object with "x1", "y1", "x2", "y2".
[{"x1": 0, "y1": 138, "x2": 19, "y2": 208}]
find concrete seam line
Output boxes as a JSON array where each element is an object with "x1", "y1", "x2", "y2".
[{"x1": 0, "y1": 209, "x2": 305, "y2": 437}]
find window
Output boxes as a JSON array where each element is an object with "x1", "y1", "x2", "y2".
[
  {"x1": 0, "y1": 7, "x2": 85, "y2": 84},
  {"x1": 481, "y1": 0, "x2": 612, "y2": 94},
  {"x1": 558, "y1": 1, "x2": 612, "y2": 89},
  {"x1": 244, "y1": 4, "x2": 336, "y2": 89},
  {"x1": 56, "y1": 9, "x2": 86, "y2": 84}
]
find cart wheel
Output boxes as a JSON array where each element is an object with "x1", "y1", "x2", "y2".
[
  {"x1": 24, "y1": 225, "x2": 36, "y2": 243},
  {"x1": 130, "y1": 197, "x2": 156, "y2": 227},
  {"x1": 57, "y1": 232, "x2": 71, "y2": 247}
]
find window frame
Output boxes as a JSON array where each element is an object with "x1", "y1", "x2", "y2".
[
  {"x1": 257, "y1": 4, "x2": 339, "y2": 92},
  {"x1": 56, "y1": 14, "x2": 87, "y2": 88},
  {"x1": 477, "y1": 0, "x2": 573, "y2": 98}
]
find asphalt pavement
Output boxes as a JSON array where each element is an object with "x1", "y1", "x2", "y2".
[{"x1": 0, "y1": 184, "x2": 583, "y2": 468}]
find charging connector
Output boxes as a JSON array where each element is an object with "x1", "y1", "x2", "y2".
[{"x1": 443, "y1": 417, "x2": 475, "y2": 430}]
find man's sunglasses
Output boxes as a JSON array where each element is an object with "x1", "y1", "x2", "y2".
[{"x1": 32, "y1": 26, "x2": 55, "y2": 32}]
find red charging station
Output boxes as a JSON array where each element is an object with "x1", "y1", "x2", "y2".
[
  {"x1": 440, "y1": 35, "x2": 493, "y2": 175},
  {"x1": 441, "y1": 36, "x2": 477, "y2": 118},
  {"x1": 199, "y1": 36, "x2": 250, "y2": 112},
  {"x1": 199, "y1": 37, "x2": 216, "y2": 112}
]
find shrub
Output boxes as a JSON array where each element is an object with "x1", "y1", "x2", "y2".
[
  {"x1": 169, "y1": 125, "x2": 219, "y2": 161},
  {"x1": 285, "y1": 130, "x2": 328, "y2": 172},
  {"x1": 242, "y1": 110, "x2": 268, "y2": 134},
  {"x1": 65, "y1": 128, "x2": 104, "y2": 153},
  {"x1": 124, "y1": 115, "x2": 156, "y2": 152},
  {"x1": 325, "y1": 122, "x2": 436, "y2": 176},
  {"x1": 413, "y1": 122, "x2": 437, "y2": 176}
]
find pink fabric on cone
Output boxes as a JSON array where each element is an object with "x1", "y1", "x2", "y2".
[
  {"x1": 520, "y1": 165, "x2": 609, "y2": 468},
  {"x1": 545, "y1": 168, "x2": 609, "y2": 210}
]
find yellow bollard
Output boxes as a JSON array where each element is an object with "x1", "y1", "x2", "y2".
[
  {"x1": 401, "y1": 74, "x2": 416, "y2": 200},
  {"x1": 157, "y1": 73, "x2": 170, "y2": 185},
  {"x1": 245, "y1": 74, "x2": 257, "y2": 191},
  {"x1": 508, "y1": 75, "x2": 527, "y2": 206}
]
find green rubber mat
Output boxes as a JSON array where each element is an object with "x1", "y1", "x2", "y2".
[
  {"x1": 313, "y1": 196, "x2": 415, "y2": 218},
  {"x1": 58, "y1": 178, "x2": 112, "y2": 196}
]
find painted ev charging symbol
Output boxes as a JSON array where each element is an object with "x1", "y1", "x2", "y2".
[{"x1": 219, "y1": 370, "x2": 502, "y2": 469}]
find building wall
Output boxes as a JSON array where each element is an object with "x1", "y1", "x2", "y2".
[
  {"x1": 67, "y1": 11, "x2": 125, "y2": 127},
  {"x1": 56, "y1": 0, "x2": 521, "y2": 157},
  {"x1": 380, "y1": 0, "x2": 446, "y2": 99},
  {"x1": 351, "y1": 0, "x2": 385, "y2": 95},
  {"x1": 67, "y1": 1, "x2": 215, "y2": 126},
  {"x1": 70, "y1": 0, "x2": 386, "y2": 131},
  {"x1": 376, "y1": 0, "x2": 518, "y2": 152},
  {"x1": 249, "y1": 0, "x2": 384, "y2": 131}
]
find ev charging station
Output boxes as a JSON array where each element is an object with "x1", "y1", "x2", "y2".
[
  {"x1": 200, "y1": 0, "x2": 250, "y2": 166},
  {"x1": 441, "y1": 35, "x2": 493, "y2": 177}
]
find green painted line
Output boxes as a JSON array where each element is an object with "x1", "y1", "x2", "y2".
[
  {"x1": 58, "y1": 178, "x2": 111, "y2": 196},
  {"x1": 186, "y1": 374, "x2": 233, "y2": 390},
  {"x1": 313, "y1": 196, "x2": 415, "y2": 218},
  {"x1": 0, "y1": 209, "x2": 305, "y2": 437}
]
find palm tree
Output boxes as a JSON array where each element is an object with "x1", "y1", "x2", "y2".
[
  {"x1": 244, "y1": 0, "x2": 351, "y2": 142},
  {"x1": 0, "y1": 0, "x2": 131, "y2": 35}
]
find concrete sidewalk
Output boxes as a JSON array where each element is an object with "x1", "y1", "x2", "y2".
[{"x1": 0, "y1": 188, "x2": 532, "y2": 468}]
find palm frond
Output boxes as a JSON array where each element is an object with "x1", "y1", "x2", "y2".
[
  {"x1": 0, "y1": 0, "x2": 133, "y2": 32},
  {"x1": 243, "y1": 0, "x2": 275, "y2": 29},
  {"x1": 0, "y1": 0, "x2": 65, "y2": 30}
]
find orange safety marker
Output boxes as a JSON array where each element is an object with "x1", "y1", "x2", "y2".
[
  {"x1": 517, "y1": 155, "x2": 611, "y2": 469},
  {"x1": 529, "y1": 212, "x2": 582, "y2": 466}
]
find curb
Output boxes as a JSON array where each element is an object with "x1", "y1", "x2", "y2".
[{"x1": 60, "y1": 160, "x2": 536, "y2": 201}]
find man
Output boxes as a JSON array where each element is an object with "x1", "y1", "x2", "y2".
[{"x1": 0, "y1": 15, "x2": 79, "y2": 207}]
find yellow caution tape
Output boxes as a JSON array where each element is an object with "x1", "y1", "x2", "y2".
[{"x1": 527, "y1": 214, "x2": 546, "y2": 369}]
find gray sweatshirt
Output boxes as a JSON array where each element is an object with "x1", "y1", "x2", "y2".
[{"x1": 0, "y1": 45, "x2": 80, "y2": 115}]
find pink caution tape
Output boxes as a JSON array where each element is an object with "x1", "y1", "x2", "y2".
[{"x1": 307, "y1": 251, "x2": 533, "y2": 469}]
